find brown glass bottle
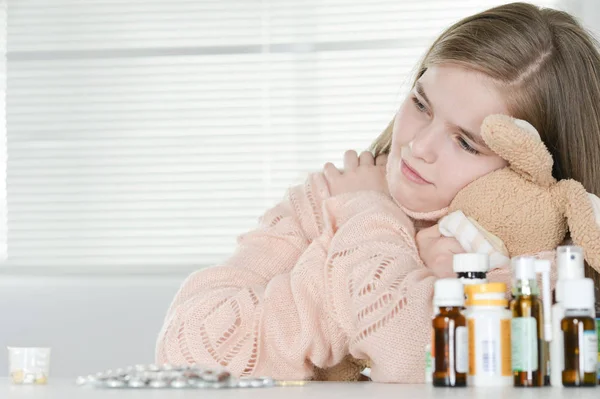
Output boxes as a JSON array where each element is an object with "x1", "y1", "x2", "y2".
[
  {"x1": 562, "y1": 313, "x2": 597, "y2": 387},
  {"x1": 511, "y1": 291, "x2": 549, "y2": 386},
  {"x1": 596, "y1": 305, "x2": 600, "y2": 384},
  {"x1": 597, "y1": 311, "x2": 600, "y2": 385},
  {"x1": 432, "y1": 306, "x2": 467, "y2": 387}
]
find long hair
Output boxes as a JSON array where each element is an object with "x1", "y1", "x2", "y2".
[{"x1": 371, "y1": 2, "x2": 600, "y2": 296}]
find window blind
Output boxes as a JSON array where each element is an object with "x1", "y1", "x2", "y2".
[{"x1": 4, "y1": 0, "x2": 561, "y2": 270}]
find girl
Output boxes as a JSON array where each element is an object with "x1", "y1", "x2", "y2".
[{"x1": 156, "y1": 2, "x2": 600, "y2": 383}]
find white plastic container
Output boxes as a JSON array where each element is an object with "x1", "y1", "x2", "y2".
[
  {"x1": 453, "y1": 253, "x2": 489, "y2": 286},
  {"x1": 465, "y1": 283, "x2": 512, "y2": 387},
  {"x1": 7, "y1": 347, "x2": 51, "y2": 385}
]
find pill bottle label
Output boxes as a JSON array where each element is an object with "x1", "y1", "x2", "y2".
[
  {"x1": 468, "y1": 319, "x2": 476, "y2": 376},
  {"x1": 455, "y1": 326, "x2": 468, "y2": 373},
  {"x1": 424, "y1": 343, "x2": 432, "y2": 383},
  {"x1": 500, "y1": 318, "x2": 512, "y2": 376},
  {"x1": 583, "y1": 330, "x2": 598, "y2": 374},
  {"x1": 596, "y1": 318, "x2": 600, "y2": 380},
  {"x1": 511, "y1": 317, "x2": 538, "y2": 372}
]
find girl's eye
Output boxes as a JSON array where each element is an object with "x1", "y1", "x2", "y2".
[
  {"x1": 457, "y1": 136, "x2": 479, "y2": 155},
  {"x1": 411, "y1": 97, "x2": 428, "y2": 113}
]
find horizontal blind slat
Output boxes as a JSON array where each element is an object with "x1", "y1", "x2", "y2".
[{"x1": 3, "y1": 0, "x2": 562, "y2": 269}]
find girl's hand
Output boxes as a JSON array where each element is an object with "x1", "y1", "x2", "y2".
[
  {"x1": 416, "y1": 224, "x2": 464, "y2": 278},
  {"x1": 323, "y1": 150, "x2": 389, "y2": 197}
]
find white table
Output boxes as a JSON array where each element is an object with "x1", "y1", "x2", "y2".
[{"x1": 2, "y1": 379, "x2": 600, "y2": 399}]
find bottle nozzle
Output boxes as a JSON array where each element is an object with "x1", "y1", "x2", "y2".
[
  {"x1": 535, "y1": 259, "x2": 553, "y2": 342},
  {"x1": 556, "y1": 245, "x2": 585, "y2": 303}
]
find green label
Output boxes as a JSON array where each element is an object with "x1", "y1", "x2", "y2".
[
  {"x1": 425, "y1": 348, "x2": 432, "y2": 371},
  {"x1": 511, "y1": 317, "x2": 538, "y2": 372},
  {"x1": 596, "y1": 318, "x2": 600, "y2": 352},
  {"x1": 596, "y1": 318, "x2": 600, "y2": 379}
]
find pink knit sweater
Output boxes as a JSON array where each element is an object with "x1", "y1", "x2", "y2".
[{"x1": 156, "y1": 172, "x2": 555, "y2": 383}]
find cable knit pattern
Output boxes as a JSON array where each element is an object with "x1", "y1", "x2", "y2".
[{"x1": 156, "y1": 172, "x2": 556, "y2": 383}]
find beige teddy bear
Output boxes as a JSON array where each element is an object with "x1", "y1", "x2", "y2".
[
  {"x1": 441, "y1": 114, "x2": 600, "y2": 272},
  {"x1": 313, "y1": 114, "x2": 600, "y2": 382}
]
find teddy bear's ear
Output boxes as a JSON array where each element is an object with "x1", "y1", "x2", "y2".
[
  {"x1": 481, "y1": 115, "x2": 555, "y2": 187},
  {"x1": 554, "y1": 179, "x2": 600, "y2": 273}
]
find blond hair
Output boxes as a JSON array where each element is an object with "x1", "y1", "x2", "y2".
[
  {"x1": 371, "y1": 2, "x2": 600, "y2": 287},
  {"x1": 372, "y1": 2, "x2": 600, "y2": 195}
]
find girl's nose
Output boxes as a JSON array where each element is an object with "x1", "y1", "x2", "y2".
[{"x1": 410, "y1": 126, "x2": 439, "y2": 163}]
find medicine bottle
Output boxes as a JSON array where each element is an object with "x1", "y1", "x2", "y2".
[
  {"x1": 432, "y1": 278, "x2": 467, "y2": 387},
  {"x1": 562, "y1": 278, "x2": 597, "y2": 387},
  {"x1": 464, "y1": 283, "x2": 512, "y2": 387}
]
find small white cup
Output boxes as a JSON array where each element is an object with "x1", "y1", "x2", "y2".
[{"x1": 7, "y1": 347, "x2": 51, "y2": 385}]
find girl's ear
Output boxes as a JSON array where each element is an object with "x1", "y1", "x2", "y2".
[
  {"x1": 480, "y1": 115, "x2": 555, "y2": 187},
  {"x1": 554, "y1": 179, "x2": 600, "y2": 272}
]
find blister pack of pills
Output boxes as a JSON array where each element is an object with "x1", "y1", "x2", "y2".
[{"x1": 76, "y1": 364, "x2": 302, "y2": 389}]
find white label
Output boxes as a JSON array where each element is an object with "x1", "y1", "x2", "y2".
[
  {"x1": 456, "y1": 326, "x2": 468, "y2": 373},
  {"x1": 482, "y1": 337, "x2": 498, "y2": 373},
  {"x1": 424, "y1": 344, "x2": 433, "y2": 382},
  {"x1": 511, "y1": 317, "x2": 538, "y2": 372},
  {"x1": 583, "y1": 330, "x2": 598, "y2": 373}
]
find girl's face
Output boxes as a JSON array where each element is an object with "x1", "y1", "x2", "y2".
[{"x1": 387, "y1": 64, "x2": 509, "y2": 213}]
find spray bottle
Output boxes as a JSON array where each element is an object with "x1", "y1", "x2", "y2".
[
  {"x1": 550, "y1": 246, "x2": 588, "y2": 387},
  {"x1": 561, "y1": 278, "x2": 597, "y2": 387},
  {"x1": 510, "y1": 256, "x2": 552, "y2": 387}
]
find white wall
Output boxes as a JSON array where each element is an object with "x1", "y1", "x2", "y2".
[
  {"x1": 561, "y1": 0, "x2": 600, "y2": 38},
  {"x1": 0, "y1": 273, "x2": 185, "y2": 378},
  {"x1": 1, "y1": 0, "x2": 598, "y2": 383}
]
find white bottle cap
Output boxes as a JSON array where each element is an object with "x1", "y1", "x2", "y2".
[
  {"x1": 563, "y1": 278, "x2": 595, "y2": 311},
  {"x1": 434, "y1": 278, "x2": 465, "y2": 308},
  {"x1": 452, "y1": 253, "x2": 489, "y2": 273},
  {"x1": 511, "y1": 256, "x2": 536, "y2": 281},
  {"x1": 556, "y1": 246, "x2": 585, "y2": 303}
]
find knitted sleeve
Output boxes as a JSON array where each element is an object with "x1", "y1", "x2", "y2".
[
  {"x1": 156, "y1": 189, "x2": 434, "y2": 382},
  {"x1": 322, "y1": 192, "x2": 437, "y2": 383},
  {"x1": 155, "y1": 172, "x2": 332, "y2": 370}
]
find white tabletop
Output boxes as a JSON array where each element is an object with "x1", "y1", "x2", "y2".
[{"x1": 2, "y1": 379, "x2": 600, "y2": 399}]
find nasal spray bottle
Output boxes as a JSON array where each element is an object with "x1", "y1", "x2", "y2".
[
  {"x1": 510, "y1": 256, "x2": 552, "y2": 387},
  {"x1": 561, "y1": 278, "x2": 597, "y2": 387},
  {"x1": 550, "y1": 246, "x2": 588, "y2": 387}
]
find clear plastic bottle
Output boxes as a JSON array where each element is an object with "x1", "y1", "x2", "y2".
[
  {"x1": 561, "y1": 278, "x2": 597, "y2": 387},
  {"x1": 464, "y1": 283, "x2": 512, "y2": 387},
  {"x1": 432, "y1": 279, "x2": 467, "y2": 387}
]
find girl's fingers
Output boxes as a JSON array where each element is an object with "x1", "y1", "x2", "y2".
[
  {"x1": 440, "y1": 236, "x2": 466, "y2": 255},
  {"x1": 418, "y1": 224, "x2": 443, "y2": 241},
  {"x1": 344, "y1": 150, "x2": 359, "y2": 172},
  {"x1": 358, "y1": 151, "x2": 375, "y2": 166},
  {"x1": 375, "y1": 153, "x2": 389, "y2": 167},
  {"x1": 431, "y1": 254, "x2": 458, "y2": 278},
  {"x1": 323, "y1": 162, "x2": 341, "y2": 181}
]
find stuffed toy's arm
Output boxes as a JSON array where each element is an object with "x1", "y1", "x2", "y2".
[
  {"x1": 438, "y1": 210, "x2": 510, "y2": 269},
  {"x1": 439, "y1": 211, "x2": 558, "y2": 297}
]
